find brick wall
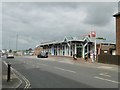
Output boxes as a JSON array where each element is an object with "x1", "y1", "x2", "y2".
[
  {"x1": 116, "y1": 15, "x2": 120, "y2": 55},
  {"x1": 98, "y1": 55, "x2": 120, "y2": 65}
]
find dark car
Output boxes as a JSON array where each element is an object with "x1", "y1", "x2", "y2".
[{"x1": 37, "y1": 51, "x2": 48, "y2": 58}]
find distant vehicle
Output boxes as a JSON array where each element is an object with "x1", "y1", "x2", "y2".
[
  {"x1": 37, "y1": 51, "x2": 48, "y2": 58},
  {"x1": 29, "y1": 52, "x2": 34, "y2": 56},
  {"x1": 6, "y1": 53, "x2": 14, "y2": 58},
  {"x1": 0, "y1": 52, "x2": 1, "y2": 58}
]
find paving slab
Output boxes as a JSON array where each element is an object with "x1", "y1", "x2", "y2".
[{"x1": 2, "y1": 61, "x2": 22, "y2": 89}]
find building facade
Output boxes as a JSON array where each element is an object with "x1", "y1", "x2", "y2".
[
  {"x1": 113, "y1": 12, "x2": 120, "y2": 55},
  {"x1": 96, "y1": 42, "x2": 116, "y2": 55},
  {"x1": 34, "y1": 46, "x2": 43, "y2": 55},
  {"x1": 39, "y1": 36, "x2": 94, "y2": 58}
]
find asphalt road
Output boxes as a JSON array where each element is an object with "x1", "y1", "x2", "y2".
[{"x1": 2, "y1": 56, "x2": 119, "y2": 88}]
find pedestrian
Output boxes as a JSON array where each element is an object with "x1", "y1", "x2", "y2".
[
  {"x1": 85, "y1": 55, "x2": 88, "y2": 62},
  {"x1": 93, "y1": 53, "x2": 95, "y2": 61},
  {"x1": 73, "y1": 54, "x2": 77, "y2": 60},
  {"x1": 90, "y1": 52, "x2": 94, "y2": 63}
]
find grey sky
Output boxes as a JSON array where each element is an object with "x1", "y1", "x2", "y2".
[{"x1": 2, "y1": 2, "x2": 118, "y2": 50}]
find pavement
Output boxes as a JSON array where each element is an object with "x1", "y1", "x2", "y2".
[
  {"x1": 26, "y1": 55, "x2": 118, "y2": 71},
  {"x1": 1, "y1": 59, "x2": 23, "y2": 89},
  {"x1": 49, "y1": 55, "x2": 118, "y2": 70},
  {"x1": 49, "y1": 55, "x2": 117, "y2": 64}
]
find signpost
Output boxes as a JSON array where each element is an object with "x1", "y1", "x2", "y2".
[{"x1": 90, "y1": 31, "x2": 96, "y2": 62}]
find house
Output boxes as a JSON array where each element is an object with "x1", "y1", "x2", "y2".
[
  {"x1": 96, "y1": 42, "x2": 116, "y2": 55},
  {"x1": 24, "y1": 48, "x2": 34, "y2": 56},
  {"x1": 34, "y1": 46, "x2": 43, "y2": 55}
]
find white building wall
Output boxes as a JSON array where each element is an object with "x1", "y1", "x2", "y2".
[
  {"x1": 57, "y1": 46, "x2": 60, "y2": 56},
  {"x1": 82, "y1": 46, "x2": 85, "y2": 58},
  {"x1": 69, "y1": 46, "x2": 71, "y2": 56},
  {"x1": 60, "y1": 45, "x2": 62, "y2": 56},
  {"x1": 112, "y1": 50, "x2": 116, "y2": 55},
  {"x1": 74, "y1": 44, "x2": 77, "y2": 55},
  {"x1": 51, "y1": 46, "x2": 54, "y2": 55}
]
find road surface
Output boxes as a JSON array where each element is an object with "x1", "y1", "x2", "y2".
[{"x1": 2, "y1": 56, "x2": 119, "y2": 88}]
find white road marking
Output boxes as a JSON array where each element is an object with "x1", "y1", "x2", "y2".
[
  {"x1": 32, "y1": 65, "x2": 35, "y2": 67},
  {"x1": 58, "y1": 61, "x2": 74, "y2": 64},
  {"x1": 94, "y1": 76, "x2": 120, "y2": 84},
  {"x1": 97, "y1": 66, "x2": 113, "y2": 69},
  {"x1": 12, "y1": 68, "x2": 31, "y2": 89},
  {"x1": 37, "y1": 58, "x2": 55, "y2": 61},
  {"x1": 3, "y1": 61, "x2": 8, "y2": 66},
  {"x1": 10, "y1": 67, "x2": 23, "y2": 88},
  {"x1": 38, "y1": 64, "x2": 48, "y2": 66},
  {"x1": 54, "y1": 66, "x2": 76, "y2": 73},
  {"x1": 99, "y1": 73, "x2": 111, "y2": 77},
  {"x1": 36, "y1": 66, "x2": 39, "y2": 68}
]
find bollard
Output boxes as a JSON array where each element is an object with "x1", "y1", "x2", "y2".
[{"x1": 7, "y1": 63, "x2": 11, "y2": 82}]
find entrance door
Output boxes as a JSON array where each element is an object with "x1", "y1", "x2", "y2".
[{"x1": 77, "y1": 47, "x2": 82, "y2": 58}]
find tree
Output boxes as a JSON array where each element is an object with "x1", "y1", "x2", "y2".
[{"x1": 9, "y1": 49, "x2": 12, "y2": 53}]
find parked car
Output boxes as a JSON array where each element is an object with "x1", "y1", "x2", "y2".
[
  {"x1": 6, "y1": 53, "x2": 14, "y2": 58},
  {"x1": 37, "y1": 51, "x2": 48, "y2": 58},
  {"x1": 29, "y1": 52, "x2": 34, "y2": 56}
]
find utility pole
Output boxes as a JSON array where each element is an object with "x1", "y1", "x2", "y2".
[
  {"x1": 16, "y1": 34, "x2": 18, "y2": 52},
  {"x1": 8, "y1": 37, "x2": 10, "y2": 50},
  {"x1": 91, "y1": 25, "x2": 96, "y2": 61},
  {"x1": 94, "y1": 28, "x2": 97, "y2": 61},
  {"x1": 94, "y1": 36, "x2": 97, "y2": 61}
]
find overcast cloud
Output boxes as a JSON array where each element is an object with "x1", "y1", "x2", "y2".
[{"x1": 2, "y1": 2, "x2": 118, "y2": 50}]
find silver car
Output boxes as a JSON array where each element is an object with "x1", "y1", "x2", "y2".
[{"x1": 6, "y1": 53, "x2": 14, "y2": 58}]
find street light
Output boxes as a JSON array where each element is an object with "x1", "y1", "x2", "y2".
[
  {"x1": 91, "y1": 37, "x2": 106, "y2": 62},
  {"x1": 16, "y1": 34, "x2": 18, "y2": 52},
  {"x1": 95, "y1": 37, "x2": 106, "y2": 61}
]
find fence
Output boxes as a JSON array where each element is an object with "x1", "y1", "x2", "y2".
[{"x1": 97, "y1": 55, "x2": 120, "y2": 65}]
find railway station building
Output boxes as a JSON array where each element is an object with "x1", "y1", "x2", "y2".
[{"x1": 39, "y1": 36, "x2": 94, "y2": 58}]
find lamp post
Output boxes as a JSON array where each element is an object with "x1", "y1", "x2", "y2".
[
  {"x1": 90, "y1": 31, "x2": 96, "y2": 61},
  {"x1": 95, "y1": 38, "x2": 97, "y2": 61},
  {"x1": 95, "y1": 37, "x2": 106, "y2": 60},
  {"x1": 16, "y1": 34, "x2": 18, "y2": 52},
  {"x1": 9, "y1": 37, "x2": 10, "y2": 50}
]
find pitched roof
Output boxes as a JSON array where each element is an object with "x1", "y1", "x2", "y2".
[
  {"x1": 65, "y1": 36, "x2": 88, "y2": 41},
  {"x1": 113, "y1": 12, "x2": 120, "y2": 17},
  {"x1": 40, "y1": 35, "x2": 92, "y2": 46}
]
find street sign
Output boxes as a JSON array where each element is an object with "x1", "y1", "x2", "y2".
[
  {"x1": 90, "y1": 31, "x2": 96, "y2": 37},
  {"x1": 96, "y1": 37, "x2": 106, "y2": 40}
]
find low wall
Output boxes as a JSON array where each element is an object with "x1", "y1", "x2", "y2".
[{"x1": 97, "y1": 55, "x2": 120, "y2": 65}]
